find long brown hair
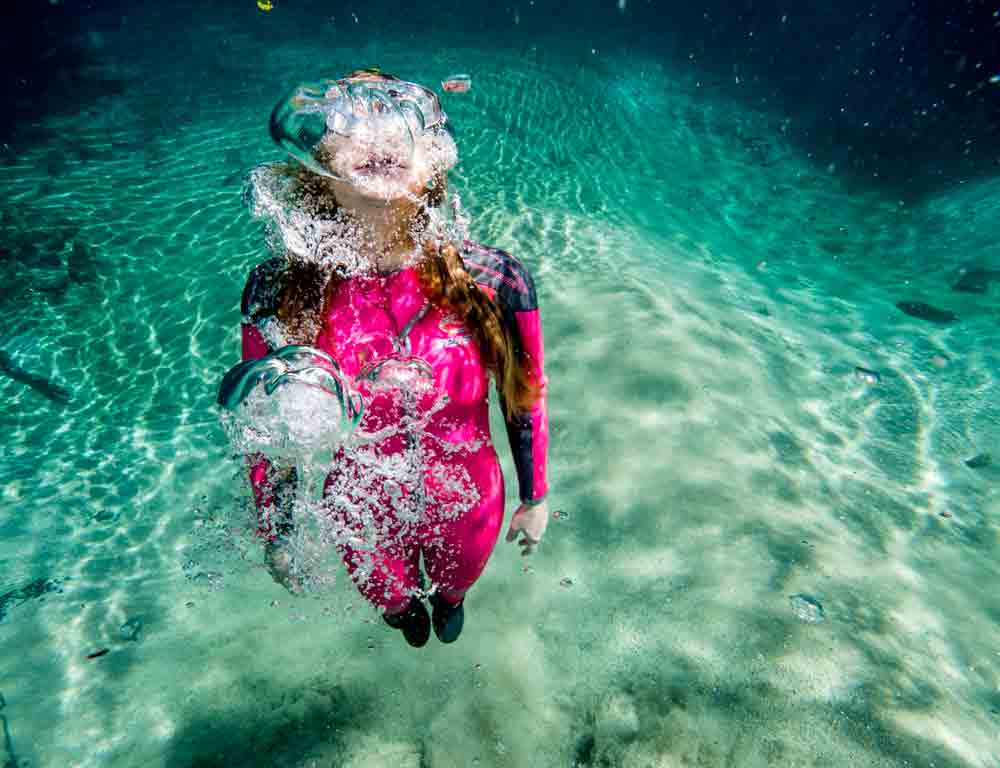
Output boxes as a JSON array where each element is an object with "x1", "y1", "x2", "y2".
[
  {"x1": 273, "y1": 167, "x2": 540, "y2": 417},
  {"x1": 415, "y1": 238, "x2": 541, "y2": 416}
]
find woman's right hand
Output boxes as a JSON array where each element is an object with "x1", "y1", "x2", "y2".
[{"x1": 264, "y1": 539, "x2": 304, "y2": 595}]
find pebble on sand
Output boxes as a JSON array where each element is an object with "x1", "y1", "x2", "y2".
[
  {"x1": 895, "y1": 301, "x2": 957, "y2": 324},
  {"x1": 789, "y1": 593, "x2": 825, "y2": 623},
  {"x1": 854, "y1": 366, "x2": 881, "y2": 385},
  {"x1": 964, "y1": 453, "x2": 992, "y2": 469},
  {"x1": 119, "y1": 617, "x2": 143, "y2": 642},
  {"x1": 952, "y1": 268, "x2": 1000, "y2": 294}
]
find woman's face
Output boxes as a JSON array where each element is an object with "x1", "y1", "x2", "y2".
[
  {"x1": 309, "y1": 74, "x2": 458, "y2": 210},
  {"x1": 321, "y1": 127, "x2": 435, "y2": 206}
]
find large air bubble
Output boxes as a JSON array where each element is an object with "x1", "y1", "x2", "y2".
[
  {"x1": 269, "y1": 79, "x2": 416, "y2": 182},
  {"x1": 218, "y1": 345, "x2": 363, "y2": 499}
]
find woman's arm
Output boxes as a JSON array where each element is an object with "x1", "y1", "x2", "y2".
[
  {"x1": 499, "y1": 303, "x2": 549, "y2": 506},
  {"x1": 241, "y1": 322, "x2": 289, "y2": 542},
  {"x1": 499, "y1": 300, "x2": 551, "y2": 556},
  {"x1": 462, "y1": 241, "x2": 550, "y2": 505},
  {"x1": 239, "y1": 258, "x2": 295, "y2": 542},
  {"x1": 493, "y1": 249, "x2": 549, "y2": 506}
]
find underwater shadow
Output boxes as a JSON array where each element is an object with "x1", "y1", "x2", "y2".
[
  {"x1": 163, "y1": 675, "x2": 373, "y2": 768},
  {"x1": 558, "y1": 575, "x2": 975, "y2": 768},
  {"x1": 569, "y1": 637, "x2": 974, "y2": 768}
]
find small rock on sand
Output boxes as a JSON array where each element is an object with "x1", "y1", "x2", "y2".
[
  {"x1": 789, "y1": 593, "x2": 825, "y2": 623},
  {"x1": 964, "y1": 453, "x2": 992, "y2": 469},
  {"x1": 854, "y1": 366, "x2": 881, "y2": 385},
  {"x1": 119, "y1": 617, "x2": 143, "y2": 642},
  {"x1": 952, "y1": 268, "x2": 1000, "y2": 294},
  {"x1": 896, "y1": 301, "x2": 956, "y2": 324}
]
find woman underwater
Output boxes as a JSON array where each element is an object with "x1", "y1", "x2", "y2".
[{"x1": 237, "y1": 69, "x2": 550, "y2": 647}]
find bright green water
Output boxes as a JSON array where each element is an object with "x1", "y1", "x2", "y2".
[{"x1": 1, "y1": 10, "x2": 998, "y2": 768}]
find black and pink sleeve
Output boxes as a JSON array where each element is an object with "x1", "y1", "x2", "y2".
[{"x1": 463, "y1": 241, "x2": 550, "y2": 505}]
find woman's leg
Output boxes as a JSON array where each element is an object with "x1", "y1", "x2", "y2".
[
  {"x1": 337, "y1": 538, "x2": 421, "y2": 613},
  {"x1": 334, "y1": 530, "x2": 430, "y2": 647},
  {"x1": 325, "y1": 456, "x2": 423, "y2": 613},
  {"x1": 421, "y1": 456, "x2": 505, "y2": 604}
]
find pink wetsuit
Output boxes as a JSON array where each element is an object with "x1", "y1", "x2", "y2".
[{"x1": 240, "y1": 241, "x2": 548, "y2": 610}]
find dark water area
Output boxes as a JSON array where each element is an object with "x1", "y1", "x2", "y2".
[{"x1": 3, "y1": 0, "x2": 998, "y2": 200}]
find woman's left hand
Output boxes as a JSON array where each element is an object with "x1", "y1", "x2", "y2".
[{"x1": 505, "y1": 500, "x2": 549, "y2": 556}]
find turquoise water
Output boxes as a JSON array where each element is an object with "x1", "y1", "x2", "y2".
[{"x1": 2, "y1": 5, "x2": 999, "y2": 767}]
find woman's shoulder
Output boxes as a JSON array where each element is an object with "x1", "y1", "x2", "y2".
[
  {"x1": 241, "y1": 256, "x2": 287, "y2": 321},
  {"x1": 460, "y1": 240, "x2": 537, "y2": 311}
]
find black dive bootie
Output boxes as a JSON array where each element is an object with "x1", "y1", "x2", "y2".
[
  {"x1": 382, "y1": 596, "x2": 431, "y2": 648},
  {"x1": 429, "y1": 592, "x2": 465, "y2": 644}
]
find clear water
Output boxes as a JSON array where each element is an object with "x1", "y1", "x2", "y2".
[{"x1": 2, "y1": 4, "x2": 998, "y2": 767}]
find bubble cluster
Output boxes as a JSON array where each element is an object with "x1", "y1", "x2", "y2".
[
  {"x1": 243, "y1": 157, "x2": 468, "y2": 276},
  {"x1": 243, "y1": 163, "x2": 370, "y2": 275},
  {"x1": 219, "y1": 341, "x2": 483, "y2": 595}
]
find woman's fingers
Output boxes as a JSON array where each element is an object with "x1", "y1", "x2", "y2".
[
  {"x1": 519, "y1": 532, "x2": 539, "y2": 555},
  {"x1": 507, "y1": 504, "x2": 547, "y2": 554}
]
